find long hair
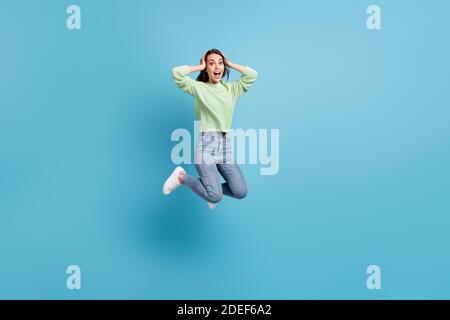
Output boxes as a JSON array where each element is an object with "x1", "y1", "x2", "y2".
[{"x1": 196, "y1": 48, "x2": 230, "y2": 83}]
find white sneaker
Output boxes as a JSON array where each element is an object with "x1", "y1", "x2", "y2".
[
  {"x1": 162, "y1": 166, "x2": 185, "y2": 195},
  {"x1": 207, "y1": 202, "x2": 217, "y2": 209}
]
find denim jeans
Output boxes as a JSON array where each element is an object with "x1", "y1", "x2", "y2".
[{"x1": 182, "y1": 131, "x2": 248, "y2": 203}]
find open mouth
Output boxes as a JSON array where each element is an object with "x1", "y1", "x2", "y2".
[{"x1": 213, "y1": 72, "x2": 221, "y2": 78}]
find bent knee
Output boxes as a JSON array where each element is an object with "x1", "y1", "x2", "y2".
[
  {"x1": 234, "y1": 187, "x2": 248, "y2": 199},
  {"x1": 207, "y1": 191, "x2": 223, "y2": 203}
]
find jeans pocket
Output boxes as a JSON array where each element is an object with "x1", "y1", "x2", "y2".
[{"x1": 201, "y1": 134, "x2": 214, "y2": 148}]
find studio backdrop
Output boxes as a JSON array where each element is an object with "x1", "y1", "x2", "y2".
[{"x1": 1, "y1": 0, "x2": 449, "y2": 299}]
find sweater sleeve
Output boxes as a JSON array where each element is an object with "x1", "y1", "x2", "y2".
[
  {"x1": 230, "y1": 66, "x2": 258, "y2": 100},
  {"x1": 171, "y1": 65, "x2": 196, "y2": 96}
]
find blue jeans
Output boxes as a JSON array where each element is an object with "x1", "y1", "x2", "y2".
[{"x1": 182, "y1": 131, "x2": 248, "y2": 203}]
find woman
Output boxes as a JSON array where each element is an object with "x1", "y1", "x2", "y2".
[{"x1": 162, "y1": 48, "x2": 258, "y2": 209}]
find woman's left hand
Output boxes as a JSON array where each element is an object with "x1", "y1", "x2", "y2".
[{"x1": 222, "y1": 52, "x2": 230, "y2": 66}]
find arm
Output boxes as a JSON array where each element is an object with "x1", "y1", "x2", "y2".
[
  {"x1": 226, "y1": 61, "x2": 248, "y2": 73},
  {"x1": 225, "y1": 58, "x2": 258, "y2": 99},
  {"x1": 171, "y1": 54, "x2": 206, "y2": 95},
  {"x1": 186, "y1": 65, "x2": 204, "y2": 73}
]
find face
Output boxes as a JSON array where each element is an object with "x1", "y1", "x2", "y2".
[{"x1": 206, "y1": 53, "x2": 224, "y2": 83}]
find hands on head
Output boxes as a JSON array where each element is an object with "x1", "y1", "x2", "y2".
[{"x1": 200, "y1": 53, "x2": 206, "y2": 70}]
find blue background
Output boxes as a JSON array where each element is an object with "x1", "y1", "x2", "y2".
[{"x1": 1, "y1": 0, "x2": 449, "y2": 299}]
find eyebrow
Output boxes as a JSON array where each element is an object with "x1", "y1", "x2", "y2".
[{"x1": 208, "y1": 59, "x2": 223, "y2": 62}]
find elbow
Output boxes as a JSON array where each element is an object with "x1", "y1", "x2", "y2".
[
  {"x1": 245, "y1": 66, "x2": 258, "y2": 79},
  {"x1": 171, "y1": 68, "x2": 179, "y2": 78},
  {"x1": 249, "y1": 71, "x2": 258, "y2": 83}
]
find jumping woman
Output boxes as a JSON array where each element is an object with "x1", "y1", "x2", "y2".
[{"x1": 162, "y1": 48, "x2": 258, "y2": 209}]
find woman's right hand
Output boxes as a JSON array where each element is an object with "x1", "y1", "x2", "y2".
[{"x1": 199, "y1": 53, "x2": 206, "y2": 70}]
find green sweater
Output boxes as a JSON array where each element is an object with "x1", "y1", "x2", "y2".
[{"x1": 171, "y1": 65, "x2": 258, "y2": 132}]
